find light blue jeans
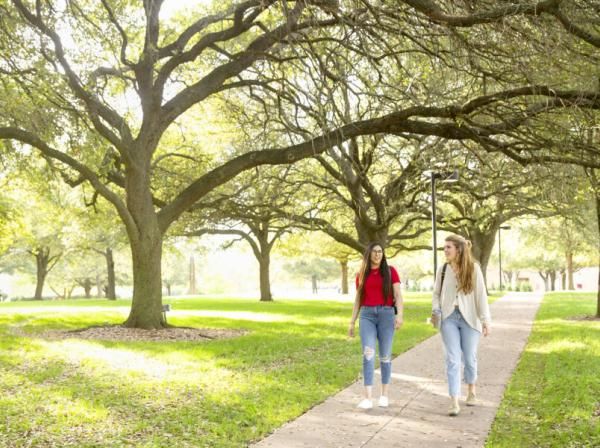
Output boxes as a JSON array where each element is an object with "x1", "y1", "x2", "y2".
[
  {"x1": 440, "y1": 307, "x2": 481, "y2": 397},
  {"x1": 359, "y1": 306, "x2": 395, "y2": 386}
]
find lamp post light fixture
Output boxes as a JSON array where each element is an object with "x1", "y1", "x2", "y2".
[
  {"x1": 430, "y1": 169, "x2": 459, "y2": 279},
  {"x1": 498, "y1": 225, "x2": 511, "y2": 290}
]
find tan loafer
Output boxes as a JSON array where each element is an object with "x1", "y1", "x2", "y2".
[
  {"x1": 466, "y1": 392, "x2": 477, "y2": 406},
  {"x1": 448, "y1": 398, "x2": 460, "y2": 416}
]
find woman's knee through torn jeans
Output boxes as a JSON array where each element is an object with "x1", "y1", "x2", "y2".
[
  {"x1": 440, "y1": 307, "x2": 481, "y2": 397},
  {"x1": 359, "y1": 305, "x2": 395, "y2": 386}
]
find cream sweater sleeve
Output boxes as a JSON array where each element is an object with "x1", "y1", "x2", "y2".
[{"x1": 474, "y1": 264, "x2": 491, "y2": 324}]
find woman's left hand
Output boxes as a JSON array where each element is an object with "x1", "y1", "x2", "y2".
[
  {"x1": 394, "y1": 315, "x2": 403, "y2": 329},
  {"x1": 482, "y1": 323, "x2": 491, "y2": 337}
]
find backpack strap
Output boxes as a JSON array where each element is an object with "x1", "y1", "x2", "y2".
[
  {"x1": 439, "y1": 263, "x2": 448, "y2": 295},
  {"x1": 389, "y1": 266, "x2": 399, "y2": 315}
]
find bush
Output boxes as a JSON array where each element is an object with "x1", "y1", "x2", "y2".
[
  {"x1": 516, "y1": 282, "x2": 532, "y2": 292},
  {"x1": 408, "y1": 283, "x2": 419, "y2": 292},
  {"x1": 521, "y1": 283, "x2": 533, "y2": 292}
]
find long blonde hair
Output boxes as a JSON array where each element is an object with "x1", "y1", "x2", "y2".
[{"x1": 445, "y1": 234, "x2": 475, "y2": 294}]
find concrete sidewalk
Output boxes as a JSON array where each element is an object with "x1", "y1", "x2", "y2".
[{"x1": 253, "y1": 292, "x2": 543, "y2": 448}]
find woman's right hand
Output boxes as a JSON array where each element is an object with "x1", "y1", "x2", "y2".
[
  {"x1": 348, "y1": 322, "x2": 356, "y2": 338},
  {"x1": 430, "y1": 312, "x2": 440, "y2": 328}
]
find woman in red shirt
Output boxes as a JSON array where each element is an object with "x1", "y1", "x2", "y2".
[{"x1": 348, "y1": 242, "x2": 404, "y2": 409}]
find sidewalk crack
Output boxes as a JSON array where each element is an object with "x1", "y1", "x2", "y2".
[{"x1": 359, "y1": 388, "x2": 426, "y2": 447}]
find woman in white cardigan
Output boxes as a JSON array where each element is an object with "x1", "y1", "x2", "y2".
[{"x1": 431, "y1": 234, "x2": 491, "y2": 416}]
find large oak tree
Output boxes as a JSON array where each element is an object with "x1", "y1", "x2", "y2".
[{"x1": 0, "y1": 0, "x2": 598, "y2": 327}]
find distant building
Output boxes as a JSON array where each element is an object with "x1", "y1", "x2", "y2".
[{"x1": 485, "y1": 265, "x2": 598, "y2": 292}]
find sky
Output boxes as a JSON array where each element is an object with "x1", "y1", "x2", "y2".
[{"x1": 160, "y1": 0, "x2": 210, "y2": 20}]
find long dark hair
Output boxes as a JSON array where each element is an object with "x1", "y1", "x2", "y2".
[{"x1": 356, "y1": 242, "x2": 393, "y2": 305}]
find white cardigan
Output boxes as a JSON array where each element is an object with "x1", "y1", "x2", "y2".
[{"x1": 432, "y1": 263, "x2": 491, "y2": 332}]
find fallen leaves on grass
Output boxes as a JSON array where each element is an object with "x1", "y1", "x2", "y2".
[{"x1": 564, "y1": 315, "x2": 600, "y2": 322}]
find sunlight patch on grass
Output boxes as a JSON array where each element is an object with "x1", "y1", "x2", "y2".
[
  {"x1": 36, "y1": 338, "x2": 248, "y2": 393},
  {"x1": 0, "y1": 305, "x2": 131, "y2": 315},
  {"x1": 527, "y1": 339, "x2": 589, "y2": 355},
  {"x1": 486, "y1": 293, "x2": 600, "y2": 448},
  {"x1": 171, "y1": 309, "x2": 299, "y2": 323},
  {"x1": 41, "y1": 339, "x2": 174, "y2": 378},
  {"x1": 38, "y1": 394, "x2": 110, "y2": 423},
  {"x1": 0, "y1": 295, "x2": 438, "y2": 447}
]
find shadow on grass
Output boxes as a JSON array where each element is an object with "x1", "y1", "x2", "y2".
[
  {"x1": 0, "y1": 295, "x2": 439, "y2": 447},
  {"x1": 0, "y1": 330, "x2": 373, "y2": 448}
]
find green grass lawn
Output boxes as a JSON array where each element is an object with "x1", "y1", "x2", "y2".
[
  {"x1": 488, "y1": 291, "x2": 503, "y2": 304},
  {"x1": 0, "y1": 293, "x2": 437, "y2": 448},
  {"x1": 487, "y1": 292, "x2": 600, "y2": 448}
]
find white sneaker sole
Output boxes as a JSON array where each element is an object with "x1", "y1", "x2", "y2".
[{"x1": 357, "y1": 399, "x2": 373, "y2": 410}]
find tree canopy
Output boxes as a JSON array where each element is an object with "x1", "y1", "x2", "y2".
[{"x1": 0, "y1": 0, "x2": 599, "y2": 325}]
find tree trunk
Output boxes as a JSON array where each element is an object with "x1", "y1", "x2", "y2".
[
  {"x1": 33, "y1": 247, "x2": 50, "y2": 300},
  {"x1": 585, "y1": 168, "x2": 600, "y2": 317},
  {"x1": 539, "y1": 271, "x2": 549, "y2": 291},
  {"x1": 259, "y1": 252, "x2": 272, "y2": 301},
  {"x1": 596, "y1": 189, "x2": 600, "y2": 317},
  {"x1": 188, "y1": 255, "x2": 197, "y2": 295},
  {"x1": 123, "y1": 230, "x2": 164, "y2": 328},
  {"x1": 96, "y1": 273, "x2": 103, "y2": 297},
  {"x1": 105, "y1": 247, "x2": 116, "y2": 300},
  {"x1": 566, "y1": 250, "x2": 574, "y2": 290},
  {"x1": 250, "y1": 224, "x2": 274, "y2": 302},
  {"x1": 83, "y1": 278, "x2": 92, "y2": 298},
  {"x1": 469, "y1": 229, "x2": 497, "y2": 287},
  {"x1": 123, "y1": 160, "x2": 165, "y2": 328},
  {"x1": 355, "y1": 221, "x2": 389, "y2": 250},
  {"x1": 550, "y1": 271, "x2": 556, "y2": 291},
  {"x1": 340, "y1": 259, "x2": 349, "y2": 294},
  {"x1": 166, "y1": 283, "x2": 172, "y2": 297}
]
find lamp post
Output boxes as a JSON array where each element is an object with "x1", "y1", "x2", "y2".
[
  {"x1": 430, "y1": 170, "x2": 459, "y2": 279},
  {"x1": 498, "y1": 225, "x2": 511, "y2": 290}
]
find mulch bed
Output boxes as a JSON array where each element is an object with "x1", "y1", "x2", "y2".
[{"x1": 15, "y1": 325, "x2": 248, "y2": 342}]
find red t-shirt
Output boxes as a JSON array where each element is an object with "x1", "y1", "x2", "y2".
[{"x1": 356, "y1": 266, "x2": 401, "y2": 306}]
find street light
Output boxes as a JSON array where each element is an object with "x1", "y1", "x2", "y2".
[
  {"x1": 498, "y1": 225, "x2": 511, "y2": 290},
  {"x1": 430, "y1": 169, "x2": 459, "y2": 279}
]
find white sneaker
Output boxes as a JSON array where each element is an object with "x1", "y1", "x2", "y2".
[
  {"x1": 378, "y1": 396, "x2": 389, "y2": 408},
  {"x1": 357, "y1": 399, "x2": 373, "y2": 409}
]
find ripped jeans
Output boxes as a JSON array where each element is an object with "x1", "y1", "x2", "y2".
[{"x1": 359, "y1": 306, "x2": 395, "y2": 386}]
